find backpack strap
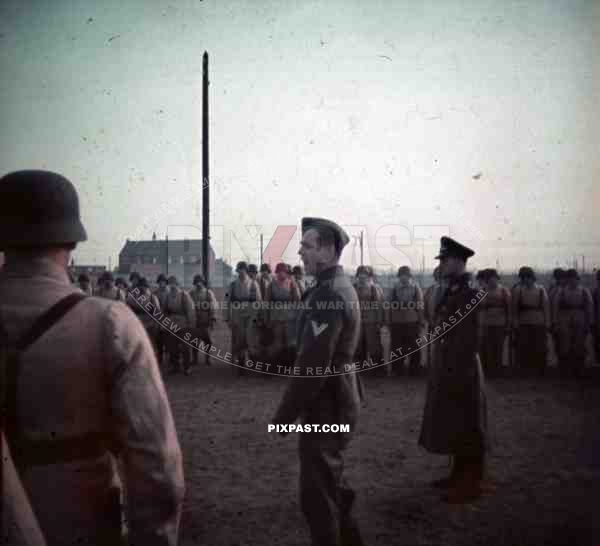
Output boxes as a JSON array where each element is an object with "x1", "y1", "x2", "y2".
[
  {"x1": 1, "y1": 293, "x2": 89, "y2": 467},
  {"x1": 14, "y1": 293, "x2": 88, "y2": 351}
]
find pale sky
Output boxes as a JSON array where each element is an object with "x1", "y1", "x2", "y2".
[{"x1": 1, "y1": 0, "x2": 599, "y2": 273}]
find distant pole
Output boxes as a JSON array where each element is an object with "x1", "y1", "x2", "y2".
[
  {"x1": 202, "y1": 51, "x2": 210, "y2": 285},
  {"x1": 360, "y1": 231, "x2": 364, "y2": 266},
  {"x1": 582, "y1": 255, "x2": 585, "y2": 273},
  {"x1": 260, "y1": 234, "x2": 264, "y2": 264},
  {"x1": 166, "y1": 233, "x2": 169, "y2": 276},
  {"x1": 108, "y1": 256, "x2": 112, "y2": 271}
]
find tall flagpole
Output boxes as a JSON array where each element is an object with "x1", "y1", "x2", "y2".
[{"x1": 202, "y1": 51, "x2": 210, "y2": 285}]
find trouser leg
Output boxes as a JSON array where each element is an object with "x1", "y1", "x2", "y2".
[{"x1": 299, "y1": 435, "x2": 363, "y2": 546}]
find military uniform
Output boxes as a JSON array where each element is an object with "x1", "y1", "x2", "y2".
[
  {"x1": 511, "y1": 269, "x2": 550, "y2": 376},
  {"x1": 552, "y1": 271, "x2": 593, "y2": 378},
  {"x1": 353, "y1": 270, "x2": 384, "y2": 375},
  {"x1": 0, "y1": 170, "x2": 184, "y2": 546},
  {"x1": 226, "y1": 265, "x2": 262, "y2": 374},
  {"x1": 131, "y1": 278, "x2": 162, "y2": 356},
  {"x1": 95, "y1": 282, "x2": 125, "y2": 302},
  {"x1": 273, "y1": 218, "x2": 364, "y2": 546},
  {"x1": 389, "y1": 269, "x2": 425, "y2": 375},
  {"x1": 2, "y1": 432, "x2": 48, "y2": 546},
  {"x1": 153, "y1": 276, "x2": 170, "y2": 365},
  {"x1": 163, "y1": 279, "x2": 195, "y2": 374},
  {"x1": 419, "y1": 237, "x2": 488, "y2": 504},
  {"x1": 189, "y1": 278, "x2": 218, "y2": 366},
  {"x1": 479, "y1": 271, "x2": 511, "y2": 376},
  {"x1": 264, "y1": 266, "x2": 300, "y2": 365}
]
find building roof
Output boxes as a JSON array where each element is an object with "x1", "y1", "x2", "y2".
[{"x1": 119, "y1": 239, "x2": 215, "y2": 258}]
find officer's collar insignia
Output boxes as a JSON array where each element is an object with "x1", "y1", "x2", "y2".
[{"x1": 311, "y1": 320, "x2": 328, "y2": 337}]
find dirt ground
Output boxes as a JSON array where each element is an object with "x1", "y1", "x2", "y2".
[{"x1": 166, "y1": 324, "x2": 600, "y2": 546}]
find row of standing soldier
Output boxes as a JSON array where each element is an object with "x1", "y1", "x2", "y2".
[
  {"x1": 78, "y1": 270, "x2": 216, "y2": 375},
  {"x1": 79, "y1": 260, "x2": 600, "y2": 382}
]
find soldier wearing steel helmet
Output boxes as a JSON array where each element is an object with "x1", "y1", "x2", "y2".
[
  {"x1": 419, "y1": 236, "x2": 488, "y2": 504},
  {"x1": 552, "y1": 268, "x2": 592, "y2": 378},
  {"x1": 153, "y1": 273, "x2": 169, "y2": 366},
  {"x1": 225, "y1": 261, "x2": 262, "y2": 376},
  {"x1": 95, "y1": 271, "x2": 125, "y2": 301},
  {"x1": 257, "y1": 263, "x2": 273, "y2": 300},
  {"x1": 353, "y1": 265, "x2": 384, "y2": 375},
  {"x1": 389, "y1": 265, "x2": 425, "y2": 376},
  {"x1": 478, "y1": 269, "x2": 511, "y2": 377},
  {"x1": 188, "y1": 273, "x2": 218, "y2": 366},
  {"x1": 272, "y1": 217, "x2": 365, "y2": 546},
  {"x1": 511, "y1": 266, "x2": 550, "y2": 376},
  {"x1": 77, "y1": 272, "x2": 93, "y2": 296},
  {"x1": 0, "y1": 170, "x2": 184, "y2": 546},
  {"x1": 247, "y1": 263, "x2": 259, "y2": 281},
  {"x1": 163, "y1": 275, "x2": 195, "y2": 375}
]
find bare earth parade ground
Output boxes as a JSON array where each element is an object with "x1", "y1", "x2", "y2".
[{"x1": 166, "y1": 324, "x2": 600, "y2": 546}]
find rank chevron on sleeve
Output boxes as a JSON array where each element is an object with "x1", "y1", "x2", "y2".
[{"x1": 311, "y1": 320, "x2": 329, "y2": 337}]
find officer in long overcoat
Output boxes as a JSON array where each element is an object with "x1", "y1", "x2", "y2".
[{"x1": 419, "y1": 236, "x2": 488, "y2": 504}]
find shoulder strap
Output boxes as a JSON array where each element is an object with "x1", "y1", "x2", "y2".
[
  {"x1": 14, "y1": 293, "x2": 88, "y2": 352},
  {"x1": 2, "y1": 293, "x2": 87, "y2": 454}
]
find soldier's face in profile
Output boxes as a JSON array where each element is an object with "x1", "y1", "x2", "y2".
[{"x1": 300, "y1": 229, "x2": 334, "y2": 275}]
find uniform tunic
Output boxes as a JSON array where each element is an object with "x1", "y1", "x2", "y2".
[
  {"x1": 553, "y1": 285, "x2": 593, "y2": 376},
  {"x1": 188, "y1": 286, "x2": 218, "y2": 362},
  {"x1": 419, "y1": 273, "x2": 488, "y2": 457},
  {"x1": 2, "y1": 432, "x2": 47, "y2": 546},
  {"x1": 479, "y1": 285, "x2": 511, "y2": 374},
  {"x1": 163, "y1": 288, "x2": 195, "y2": 370},
  {"x1": 226, "y1": 277, "x2": 262, "y2": 360},
  {"x1": 94, "y1": 285, "x2": 125, "y2": 301},
  {"x1": 273, "y1": 265, "x2": 363, "y2": 546},
  {"x1": 389, "y1": 280, "x2": 425, "y2": 373},
  {"x1": 0, "y1": 258, "x2": 184, "y2": 546},
  {"x1": 354, "y1": 281, "x2": 383, "y2": 370},
  {"x1": 511, "y1": 284, "x2": 549, "y2": 373},
  {"x1": 265, "y1": 277, "x2": 300, "y2": 361}
]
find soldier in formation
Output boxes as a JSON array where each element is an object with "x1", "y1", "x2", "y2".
[
  {"x1": 0, "y1": 170, "x2": 184, "y2": 545},
  {"x1": 292, "y1": 264, "x2": 306, "y2": 298},
  {"x1": 478, "y1": 269, "x2": 512, "y2": 376},
  {"x1": 419, "y1": 236, "x2": 488, "y2": 504},
  {"x1": 353, "y1": 265, "x2": 385, "y2": 375},
  {"x1": 77, "y1": 272, "x2": 93, "y2": 296},
  {"x1": 552, "y1": 268, "x2": 593, "y2": 378},
  {"x1": 134, "y1": 276, "x2": 161, "y2": 356},
  {"x1": 163, "y1": 275, "x2": 195, "y2": 375},
  {"x1": 511, "y1": 267, "x2": 550, "y2": 376},
  {"x1": 389, "y1": 265, "x2": 425, "y2": 376},
  {"x1": 258, "y1": 263, "x2": 273, "y2": 299},
  {"x1": 247, "y1": 263, "x2": 259, "y2": 282},
  {"x1": 263, "y1": 262, "x2": 300, "y2": 365},
  {"x1": 188, "y1": 273, "x2": 218, "y2": 366},
  {"x1": 226, "y1": 261, "x2": 262, "y2": 375},
  {"x1": 95, "y1": 271, "x2": 125, "y2": 301}
]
